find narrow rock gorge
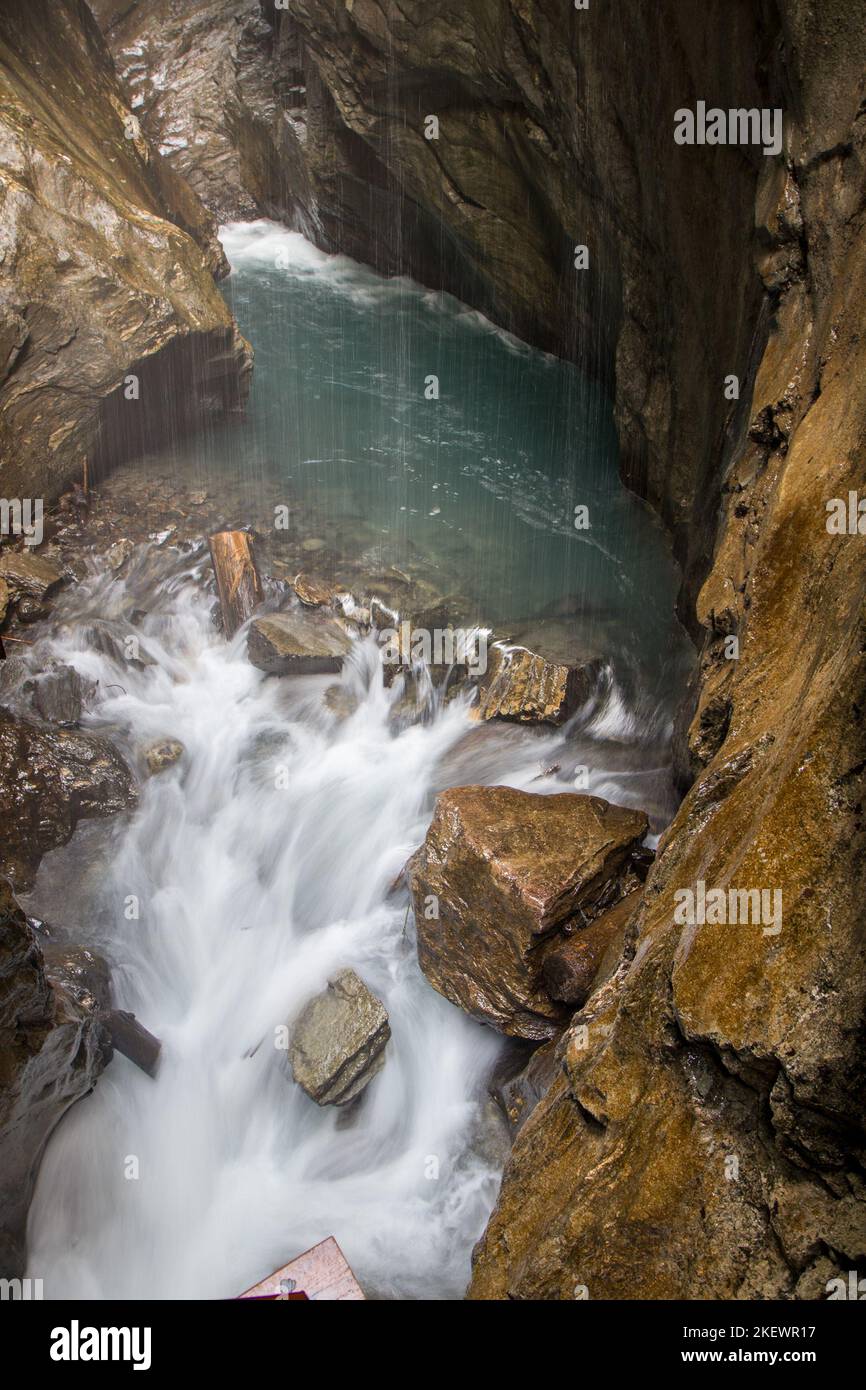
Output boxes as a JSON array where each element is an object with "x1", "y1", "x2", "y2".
[
  {"x1": 0, "y1": 0, "x2": 863, "y2": 1305},
  {"x1": 93, "y1": 0, "x2": 767, "y2": 607}
]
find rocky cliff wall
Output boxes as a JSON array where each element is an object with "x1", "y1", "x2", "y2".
[
  {"x1": 470, "y1": 0, "x2": 866, "y2": 1299},
  {"x1": 0, "y1": 0, "x2": 252, "y2": 505},
  {"x1": 0, "y1": 880, "x2": 112, "y2": 1277},
  {"x1": 0, "y1": 0, "x2": 253, "y2": 1277},
  {"x1": 95, "y1": 0, "x2": 771, "y2": 614}
]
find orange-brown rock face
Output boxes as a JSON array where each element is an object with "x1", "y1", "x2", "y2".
[
  {"x1": 470, "y1": 2, "x2": 866, "y2": 1300},
  {"x1": 408, "y1": 787, "x2": 647, "y2": 1040},
  {"x1": 542, "y1": 890, "x2": 639, "y2": 1008},
  {"x1": 474, "y1": 646, "x2": 603, "y2": 726}
]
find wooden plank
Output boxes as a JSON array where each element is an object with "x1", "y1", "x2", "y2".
[
  {"x1": 208, "y1": 529, "x2": 263, "y2": 639},
  {"x1": 239, "y1": 1237, "x2": 365, "y2": 1301}
]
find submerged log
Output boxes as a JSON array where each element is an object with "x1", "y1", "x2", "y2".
[
  {"x1": 208, "y1": 530, "x2": 263, "y2": 638},
  {"x1": 104, "y1": 1009, "x2": 162, "y2": 1078}
]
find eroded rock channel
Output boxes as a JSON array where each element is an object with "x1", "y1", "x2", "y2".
[{"x1": 0, "y1": 0, "x2": 863, "y2": 1301}]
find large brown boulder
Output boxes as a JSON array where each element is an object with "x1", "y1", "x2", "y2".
[
  {"x1": 0, "y1": 882, "x2": 110, "y2": 1277},
  {"x1": 408, "y1": 787, "x2": 647, "y2": 1039}
]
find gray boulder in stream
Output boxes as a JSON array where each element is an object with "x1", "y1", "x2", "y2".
[
  {"x1": 289, "y1": 971, "x2": 390, "y2": 1107},
  {"x1": 248, "y1": 610, "x2": 352, "y2": 676},
  {"x1": 28, "y1": 665, "x2": 92, "y2": 727}
]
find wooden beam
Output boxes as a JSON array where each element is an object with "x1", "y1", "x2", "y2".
[{"x1": 208, "y1": 530, "x2": 263, "y2": 639}]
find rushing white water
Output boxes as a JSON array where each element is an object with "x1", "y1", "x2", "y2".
[
  {"x1": 21, "y1": 222, "x2": 687, "y2": 1299},
  {"x1": 21, "y1": 545, "x2": 668, "y2": 1300},
  {"x1": 23, "y1": 560, "x2": 496, "y2": 1299}
]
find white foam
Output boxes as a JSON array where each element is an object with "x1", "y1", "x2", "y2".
[
  {"x1": 25, "y1": 567, "x2": 505, "y2": 1300},
  {"x1": 220, "y1": 219, "x2": 550, "y2": 351}
]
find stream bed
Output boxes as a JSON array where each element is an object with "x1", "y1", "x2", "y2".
[{"x1": 22, "y1": 223, "x2": 691, "y2": 1299}]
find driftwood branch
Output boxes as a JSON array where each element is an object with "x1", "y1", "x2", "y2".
[{"x1": 208, "y1": 530, "x2": 263, "y2": 638}]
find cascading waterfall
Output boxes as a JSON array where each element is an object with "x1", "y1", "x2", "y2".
[
  {"x1": 20, "y1": 223, "x2": 690, "y2": 1299},
  {"x1": 24, "y1": 556, "x2": 504, "y2": 1299},
  {"x1": 21, "y1": 551, "x2": 658, "y2": 1299}
]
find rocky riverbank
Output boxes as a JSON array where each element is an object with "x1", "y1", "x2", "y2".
[
  {"x1": 0, "y1": 882, "x2": 112, "y2": 1275},
  {"x1": 0, "y1": 460, "x2": 651, "y2": 1275},
  {"x1": 469, "y1": 8, "x2": 866, "y2": 1298}
]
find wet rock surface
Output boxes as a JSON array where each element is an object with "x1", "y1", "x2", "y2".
[
  {"x1": 248, "y1": 609, "x2": 353, "y2": 676},
  {"x1": 289, "y1": 970, "x2": 391, "y2": 1107},
  {"x1": 92, "y1": 0, "x2": 283, "y2": 222},
  {"x1": 28, "y1": 665, "x2": 92, "y2": 728},
  {"x1": 470, "y1": 2, "x2": 866, "y2": 1299},
  {"x1": 0, "y1": 881, "x2": 110, "y2": 1276},
  {"x1": 474, "y1": 645, "x2": 603, "y2": 726},
  {"x1": 408, "y1": 786, "x2": 648, "y2": 1040},
  {"x1": 143, "y1": 739, "x2": 184, "y2": 776},
  {"x1": 493, "y1": 1041, "x2": 559, "y2": 1140},
  {"x1": 541, "y1": 889, "x2": 639, "y2": 1009},
  {"x1": 0, "y1": 0, "x2": 251, "y2": 503},
  {"x1": 41, "y1": 943, "x2": 113, "y2": 1019},
  {"x1": 0, "y1": 553, "x2": 65, "y2": 604},
  {"x1": 0, "y1": 711, "x2": 137, "y2": 891},
  {"x1": 292, "y1": 574, "x2": 334, "y2": 608}
]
